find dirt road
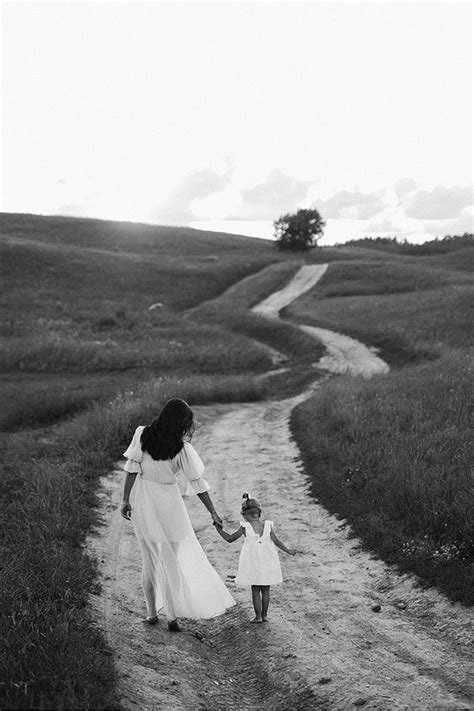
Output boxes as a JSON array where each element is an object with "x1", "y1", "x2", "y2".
[
  {"x1": 253, "y1": 263, "x2": 388, "y2": 377},
  {"x1": 89, "y1": 265, "x2": 473, "y2": 709}
]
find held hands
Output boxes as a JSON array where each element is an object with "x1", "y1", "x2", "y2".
[
  {"x1": 121, "y1": 502, "x2": 132, "y2": 520},
  {"x1": 211, "y1": 511, "x2": 223, "y2": 528}
]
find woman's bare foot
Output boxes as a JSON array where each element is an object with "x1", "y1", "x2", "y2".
[
  {"x1": 250, "y1": 617, "x2": 263, "y2": 624},
  {"x1": 168, "y1": 619, "x2": 181, "y2": 632}
]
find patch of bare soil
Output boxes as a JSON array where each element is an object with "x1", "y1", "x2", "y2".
[{"x1": 89, "y1": 264, "x2": 473, "y2": 709}]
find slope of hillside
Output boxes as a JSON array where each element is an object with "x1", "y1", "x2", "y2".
[
  {"x1": 0, "y1": 214, "x2": 280, "y2": 316},
  {"x1": 0, "y1": 213, "x2": 393, "y2": 431},
  {"x1": 0, "y1": 213, "x2": 286, "y2": 432},
  {"x1": 283, "y1": 253, "x2": 474, "y2": 364},
  {"x1": 0, "y1": 212, "x2": 272, "y2": 252}
]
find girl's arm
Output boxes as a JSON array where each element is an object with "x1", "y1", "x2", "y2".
[
  {"x1": 121, "y1": 472, "x2": 138, "y2": 519},
  {"x1": 270, "y1": 528, "x2": 297, "y2": 555},
  {"x1": 213, "y1": 524, "x2": 245, "y2": 543},
  {"x1": 197, "y1": 490, "x2": 223, "y2": 527}
]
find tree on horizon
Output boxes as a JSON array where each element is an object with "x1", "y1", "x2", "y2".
[{"x1": 273, "y1": 208, "x2": 325, "y2": 251}]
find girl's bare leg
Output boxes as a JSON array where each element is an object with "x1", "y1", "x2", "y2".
[
  {"x1": 251, "y1": 585, "x2": 263, "y2": 622},
  {"x1": 261, "y1": 586, "x2": 270, "y2": 621}
]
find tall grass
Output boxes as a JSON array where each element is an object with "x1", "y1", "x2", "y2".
[
  {"x1": 0, "y1": 316, "x2": 277, "y2": 432},
  {"x1": 296, "y1": 259, "x2": 468, "y2": 298},
  {"x1": 291, "y1": 350, "x2": 474, "y2": 603},
  {"x1": 0, "y1": 326, "x2": 273, "y2": 374},
  {"x1": 0, "y1": 372, "x2": 267, "y2": 709},
  {"x1": 191, "y1": 260, "x2": 326, "y2": 365},
  {"x1": 284, "y1": 259, "x2": 474, "y2": 365},
  {"x1": 189, "y1": 260, "x2": 302, "y2": 315},
  {"x1": 0, "y1": 372, "x2": 151, "y2": 432},
  {"x1": 1, "y1": 452, "x2": 119, "y2": 710},
  {"x1": 1, "y1": 386, "x2": 96, "y2": 431}
]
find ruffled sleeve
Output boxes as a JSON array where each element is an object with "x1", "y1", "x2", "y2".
[
  {"x1": 178, "y1": 441, "x2": 210, "y2": 496},
  {"x1": 123, "y1": 425, "x2": 145, "y2": 474}
]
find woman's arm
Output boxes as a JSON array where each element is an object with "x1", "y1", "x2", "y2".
[
  {"x1": 197, "y1": 490, "x2": 223, "y2": 526},
  {"x1": 270, "y1": 528, "x2": 296, "y2": 555},
  {"x1": 213, "y1": 524, "x2": 245, "y2": 543},
  {"x1": 121, "y1": 472, "x2": 138, "y2": 520}
]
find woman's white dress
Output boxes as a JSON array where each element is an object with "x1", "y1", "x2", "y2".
[
  {"x1": 123, "y1": 426, "x2": 235, "y2": 620},
  {"x1": 235, "y1": 520, "x2": 283, "y2": 586}
]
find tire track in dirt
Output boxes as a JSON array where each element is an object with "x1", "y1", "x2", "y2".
[{"x1": 89, "y1": 263, "x2": 473, "y2": 709}]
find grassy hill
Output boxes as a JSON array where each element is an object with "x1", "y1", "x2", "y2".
[
  {"x1": 0, "y1": 213, "x2": 289, "y2": 431},
  {"x1": 286, "y1": 245, "x2": 473, "y2": 605},
  {"x1": 0, "y1": 213, "x2": 402, "y2": 431},
  {"x1": 1, "y1": 212, "x2": 472, "y2": 709},
  {"x1": 0, "y1": 213, "x2": 278, "y2": 317},
  {"x1": 283, "y1": 257, "x2": 473, "y2": 365}
]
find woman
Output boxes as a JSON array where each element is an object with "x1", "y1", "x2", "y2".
[{"x1": 121, "y1": 398, "x2": 235, "y2": 631}]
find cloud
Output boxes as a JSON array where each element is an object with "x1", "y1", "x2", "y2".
[
  {"x1": 153, "y1": 167, "x2": 233, "y2": 223},
  {"x1": 423, "y1": 207, "x2": 474, "y2": 237},
  {"x1": 405, "y1": 184, "x2": 473, "y2": 219},
  {"x1": 394, "y1": 178, "x2": 417, "y2": 201},
  {"x1": 366, "y1": 218, "x2": 403, "y2": 236},
  {"x1": 314, "y1": 190, "x2": 386, "y2": 220},
  {"x1": 234, "y1": 170, "x2": 313, "y2": 220}
]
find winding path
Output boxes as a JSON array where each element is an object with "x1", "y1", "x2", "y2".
[
  {"x1": 89, "y1": 263, "x2": 473, "y2": 710},
  {"x1": 253, "y1": 263, "x2": 389, "y2": 378}
]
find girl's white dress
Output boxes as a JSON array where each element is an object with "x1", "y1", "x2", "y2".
[
  {"x1": 123, "y1": 426, "x2": 235, "y2": 620},
  {"x1": 235, "y1": 520, "x2": 283, "y2": 586}
]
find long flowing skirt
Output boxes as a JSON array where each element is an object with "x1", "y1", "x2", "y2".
[{"x1": 131, "y1": 477, "x2": 235, "y2": 619}]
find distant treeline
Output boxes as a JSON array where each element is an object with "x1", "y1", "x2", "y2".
[{"x1": 344, "y1": 233, "x2": 473, "y2": 256}]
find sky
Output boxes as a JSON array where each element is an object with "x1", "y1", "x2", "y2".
[{"x1": 1, "y1": 0, "x2": 473, "y2": 244}]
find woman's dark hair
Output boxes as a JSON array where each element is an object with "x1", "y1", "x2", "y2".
[{"x1": 141, "y1": 398, "x2": 194, "y2": 460}]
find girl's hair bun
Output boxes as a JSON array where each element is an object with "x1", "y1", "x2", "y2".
[{"x1": 241, "y1": 492, "x2": 261, "y2": 513}]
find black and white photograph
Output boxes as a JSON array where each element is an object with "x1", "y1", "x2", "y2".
[{"x1": 1, "y1": 1, "x2": 473, "y2": 708}]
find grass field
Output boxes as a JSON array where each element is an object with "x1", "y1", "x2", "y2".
[
  {"x1": 287, "y1": 249, "x2": 474, "y2": 603},
  {"x1": 1, "y1": 212, "x2": 472, "y2": 708},
  {"x1": 1, "y1": 213, "x2": 289, "y2": 433},
  {"x1": 291, "y1": 350, "x2": 473, "y2": 603},
  {"x1": 283, "y1": 257, "x2": 473, "y2": 364}
]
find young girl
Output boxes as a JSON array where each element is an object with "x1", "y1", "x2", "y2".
[{"x1": 214, "y1": 493, "x2": 297, "y2": 623}]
